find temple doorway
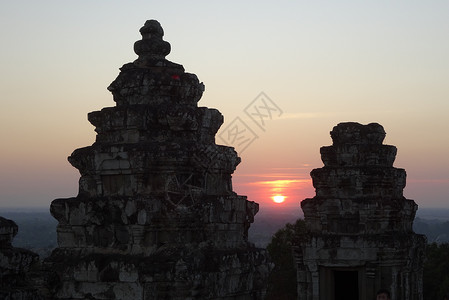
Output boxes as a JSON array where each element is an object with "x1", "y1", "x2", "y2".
[
  {"x1": 320, "y1": 267, "x2": 361, "y2": 300},
  {"x1": 334, "y1": 270, "x2": 359, "y2": 300}
]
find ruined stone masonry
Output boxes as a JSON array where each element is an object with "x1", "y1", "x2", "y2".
[
  {"x1": 44, "y1": 20, "x2": 270, "y2": 299},
  {"x1": 295, "y1": 122, "x2": 426, "y2": 300},
  {"x1": 0, "y1": 216, "x2": 42, "y2": 299}
]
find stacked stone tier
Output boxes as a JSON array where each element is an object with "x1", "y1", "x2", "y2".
[
  {"x1": 51, "y1": 195, "x2": 257, "y2": 251},
  {"x1": 311, "y1": 166, "x2": 406, "y2": 198},
  {"x1": 320, "y1": 144, "x2": 397, "y2": 167},
  {"x1": 108, "y1": 63, "x2": 204, "y2": 106},
  {"x1": 296, "y1": 232, "x2": 425, "y2": 268},
  {"x1": 69, "y1": 143, "x2": 239, "y2": 197},
  {"x1": 88, "y1": 105, "x2": 222, "y2": 144},
  {"x1": 47, "y1": 246, "x2": 267, "y2": 299},
  {"x1": 301, "y1": 196, "x2": 417, "y2": 235}
]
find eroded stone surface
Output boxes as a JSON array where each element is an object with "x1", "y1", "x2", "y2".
[
  {"x1": 295, "y1": 122, "x2": 426, "y2": 300},
  {"x1": 0, "y1": 216, "x2": 42, "y2": 300},
  {"x1": 46, "y1": 20, "x2": 269, "y2": 299}
]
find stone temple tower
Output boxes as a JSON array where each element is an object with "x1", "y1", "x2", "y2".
[
  {"x1": 46, "y1": 20, "x2": 269, "y2": 299},
  {"x1": 295, "y1": 122, "x2": 425, "y2": 300}
]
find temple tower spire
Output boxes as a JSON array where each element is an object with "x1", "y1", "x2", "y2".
[{"x1": 46, "y1": 20, "x2": 269, "y2": 300}]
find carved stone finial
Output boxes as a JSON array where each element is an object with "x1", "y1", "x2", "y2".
[
  {"x1": 0, "y1": 216, "x2": 18, "y2": 248},
  {"x1": 134, "y1": 20, "x2": 171, "y2": 66},
  {"x1": 330, "y1": 122, "x2": 386, "y2": 145},
  {"x1": 0, "y1": 216, "x2": 40, "y2": 299}
]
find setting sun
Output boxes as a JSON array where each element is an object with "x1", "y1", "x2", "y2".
[{"x1": 273, "y1": 195, "x2": 286, "y2": 204}]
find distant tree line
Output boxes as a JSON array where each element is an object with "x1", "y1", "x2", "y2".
[
  {"x1": 423, "y1": 243, "x2": 449, "y2": 299},
  {"x1": 266, "y1": 219, "x2": 449, "y2": 300},
  {"x1": 265, "y1": 219, "x2": 306, "y2": 299}
]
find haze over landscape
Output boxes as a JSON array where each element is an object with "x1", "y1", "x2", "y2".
[{"x1": 1, "y1": 1, "x2": 448, "y2": 212}]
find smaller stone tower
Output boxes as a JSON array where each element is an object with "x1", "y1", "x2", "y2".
[
  {"x1": 295, "y1": 122, "x2": 426, "y2": 300},
  {"x1": 0, "y1": 216, "x2": 41, "y2": 299}
]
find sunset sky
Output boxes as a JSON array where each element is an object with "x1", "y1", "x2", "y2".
[{"x1": 1, "y1": 1, "x2": 448, "y2": 212}]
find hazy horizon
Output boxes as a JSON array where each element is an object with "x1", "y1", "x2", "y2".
[{"x1": 1, "y1": 203, "x2": 448, "y2": 213}]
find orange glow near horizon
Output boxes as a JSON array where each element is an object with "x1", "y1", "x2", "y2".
[
  {"x1": 259, "y1": 179, "x2": 306, "y2": 204},
  {"x1": 233, "y1": 174, "x2": 314, "y2": 209}
]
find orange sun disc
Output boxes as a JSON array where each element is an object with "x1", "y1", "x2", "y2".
[{"x1": 273, "y1": 195, "x2": 286, "y2": 203}]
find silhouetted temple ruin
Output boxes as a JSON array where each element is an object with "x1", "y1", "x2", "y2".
[
  {"x1": 0, "y1": 217, "x2": 41, "y2": 299},
  {"x1": 44, "y1": 20, "x2": 270, "y2": 299},
  {"x1": 295, "y1": 122, "x2": 426, "y2": 300}
]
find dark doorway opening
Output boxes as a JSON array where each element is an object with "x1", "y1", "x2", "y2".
[{"x1": 334, "y1": 270, "x2": 359, "y2": 300}]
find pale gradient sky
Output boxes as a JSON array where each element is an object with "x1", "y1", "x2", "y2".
[{"x1": 0, "y1": 1, "x2": 448, "y2": 211}]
